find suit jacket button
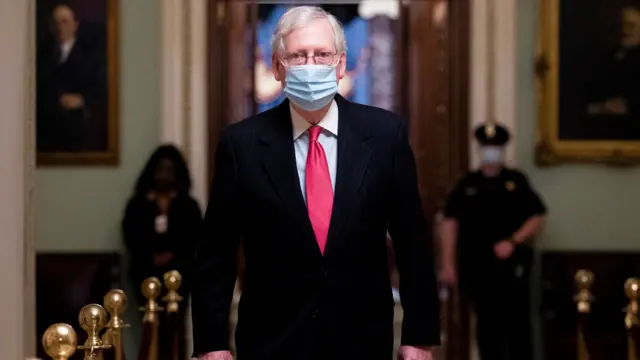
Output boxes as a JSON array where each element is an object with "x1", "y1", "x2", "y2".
[{"x1": 312, "y1": 310, "x2": 318, "y2": 319}]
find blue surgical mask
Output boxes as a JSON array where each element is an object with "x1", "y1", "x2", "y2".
[
  {"x1": 480, "y1": 146, "x2": 505, "y2": 164},
  {"x1": 284, "y1": 65, "x2": 338, "y2": 111}
]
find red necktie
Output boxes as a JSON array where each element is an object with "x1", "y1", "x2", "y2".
[{"x1": 306, "y1": 126, "x2": 333, "y2": 254}]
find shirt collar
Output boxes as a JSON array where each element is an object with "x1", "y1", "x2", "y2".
[
  {"x1": 61, "y1": 38, "x2": 76, "y2": 49},
  {"x1": 290, "y1": 100, "x2": 339, "y2": 140}
]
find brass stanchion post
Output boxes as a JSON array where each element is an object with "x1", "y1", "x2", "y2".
[
  {"x1": 163, "y1": 271, "x2": 184, "y2": 360},
  {"x1": 141, "y1": 277, "x2": 163, "y2": 360},
  {"x1": 103, "y1": 289, "x2": 129, "y2": 360},
  {"x1": 163, "y1": 270, "x2": 183, "y2": 313},
  {"x1": 574, "y1": 269, "x2": 594, "y2": 360},
  {"x1": 625, "y1": 278, "x2": 640, "y2": 360}
]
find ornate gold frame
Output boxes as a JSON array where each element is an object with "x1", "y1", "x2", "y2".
[
  {"x1": 535, "y1": 0, "x2": 640, "y2": 166},
  {"x1": 37, "y1": 0, "x2": 119, "y2": 166}
]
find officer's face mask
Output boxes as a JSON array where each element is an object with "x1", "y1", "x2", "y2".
[
  {"x1": 480, "y1": 146, "x2": 505, "y2": 165},
  {"x1": 283, "y1": 64, "x2": 338, "y2": 111}
]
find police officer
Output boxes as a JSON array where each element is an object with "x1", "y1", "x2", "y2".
[{"x1": 439, "y1": 123, "x2": 546, "y2": 360}]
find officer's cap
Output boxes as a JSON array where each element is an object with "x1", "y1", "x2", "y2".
[{"x1": 474, "y1": 123, "x2": 510, "y2": 146}]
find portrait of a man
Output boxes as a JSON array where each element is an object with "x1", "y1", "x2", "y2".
[
  {"x1": 558, "y1": 3, "x2": 640, "y2": 141},
  {"x1": 36, "y1": 0, "x2": 117, "y2": 165}
]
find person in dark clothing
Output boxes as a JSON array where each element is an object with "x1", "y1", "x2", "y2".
[
  {"x1": 123, "y1": 145, "x2": 202, "y2": 360},
  {"x1": 192, "y1": 7, "x2": 439, "y2": 360},
  {"x1": 439, "y1": 123, "x2": 547, "y2": 360},
  {"x1": 123, "y1": 145, "x2": 202, "y2": 304},
  {"x1": 36, "y1": 4, "x2": 105, "y2": 152}
]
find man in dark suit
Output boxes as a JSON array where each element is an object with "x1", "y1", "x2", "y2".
[
  {"x1": 37, "y1": 4, "x2": 103, "y2": 152},
  {"x1": 192, "y1": 6, "x2": 440, "y2": 360},
  {"x1": 584, "y1": 6, "x2": 640, "y2": 134}
]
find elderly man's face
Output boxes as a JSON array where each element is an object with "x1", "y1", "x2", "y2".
[
  {"x1": 52, "y1": 5, "x2": 78, "y2": 43},
  {"x1": 621, "y1": 8, "x2": 640, "y2": 47},
  {"x1": 272, "y1": 18, "x2": 347, "y2": 83}
]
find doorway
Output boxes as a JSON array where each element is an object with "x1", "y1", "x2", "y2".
[{"x1": 206, "y1": 1, "x2": 471, "y2": 359}]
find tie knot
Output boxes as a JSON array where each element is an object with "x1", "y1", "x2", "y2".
[{"x1": 308, "y1": 126, "x2": 322, "y2": 142}]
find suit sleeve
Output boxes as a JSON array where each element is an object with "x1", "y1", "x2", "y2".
[
  {"x1": 191, "y1": 131, "x2": 242, "y2": 355},
  {"x1": 178, "y1": 198, "x2": 204, "y2": 259},
  {"x1": 387, "y1": 120, "x2": 441, "y2": 346}
]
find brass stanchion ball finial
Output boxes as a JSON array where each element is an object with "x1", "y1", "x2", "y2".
[
  {"x1": 142, "y1": 277, "x2": 162, "y2": 303},
  {"x1": 78, "y1": 303, "x2": 108, "y2": 335},
  {"x1": 77, "y1": 304, "x2": 112, "y2": 357},
  {"x1": 42, "y1": 323, "x2": 77, "y2": 360},
  {"x1": 163, "y1": 270, "x2": 183, "y2": 313},
  {"x1": 104, "y1": 289, "x2": 128, "y2": 329},
  {"x1": 574, "y1": 269, "x2": 595, "y2": 313},
  {"x1": 625, "y1": 278, "x2": 640, "y2": 329},
  {"x1": 141, "y1": 277, "x2": 163, "y2": 323},
  {"x1": 626, "y1": 278, "x2": 640, "y2": 301}
]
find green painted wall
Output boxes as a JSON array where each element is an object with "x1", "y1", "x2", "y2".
[
  {"x1": 516, "y1": 1, "x2": 640, "y2": 251},
  {"x1": 36, "y1": 0, "x2": 160, "y2": 359},
  {"x1": 35, "y1": 1, "x2": 161, "y2": 357},
  {"x1": 35, "y1": 0, "x2": 160, "y2": 252}
]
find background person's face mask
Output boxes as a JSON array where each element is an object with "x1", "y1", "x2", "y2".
[
  {"x1": 480, "y1": 146, "x2": 505, "y2": 164},
  {"x1": 284, "y1": 64, "x2": 338, "y2": 111}
]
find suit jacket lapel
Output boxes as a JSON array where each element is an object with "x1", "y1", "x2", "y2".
[
  {"x1": 325, "y1": 95, "x2": 372, "y2": 256},
  {"x1": 260, "y1": 100, "x2": 318, "y2": 251}
]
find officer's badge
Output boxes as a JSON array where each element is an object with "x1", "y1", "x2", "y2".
[
  {"x1": 465, "y1": 187, "x2": 477, "y2": 195},
  {"x1": 505, "y1": 181, "x2": 516, "y2": 191},
  {"x1": 485, "y1": 124, "x2": 496, "y2": 139}
]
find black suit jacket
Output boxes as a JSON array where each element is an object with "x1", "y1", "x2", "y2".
[
  {"x1": 36, "y1": 38, "x2": 104, "y2": 152},
  {"x1": 192, "y1": 95, "x2": 440, "y2": 360}
]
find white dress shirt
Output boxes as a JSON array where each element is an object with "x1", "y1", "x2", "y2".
[
  {"x1": 290, "y1": 100, "x2": 338, "y2": 203},
  {"x1": 59, "y1": 39, "x2": 76, "y2": 63}
]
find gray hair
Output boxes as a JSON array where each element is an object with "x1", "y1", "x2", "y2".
[{"x1": 271, "y1": 6, "x2": 347, "y2": 55}]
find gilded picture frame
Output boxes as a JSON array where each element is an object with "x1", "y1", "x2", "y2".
[
  {"x1": 36, "y1": 0, "x2": 119, "y2": 166},
  {"x1": 535, "y1": 0, "x2": 640, "y2": 166}
]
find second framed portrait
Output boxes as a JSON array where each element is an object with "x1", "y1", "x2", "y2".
[
  {"x1": 36, "y1": 0, "x2": 119, "y2": 166},
  {"x1": 537, "y1": 0, "x2": 640, "y2": 165}
]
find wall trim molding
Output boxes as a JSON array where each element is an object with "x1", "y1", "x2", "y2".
[
  {"x1": 160, "y1": 1, "x2": 209, "y2": 357},
  {"x1": 159, "y1": 0, "x2": 209, "y2": 209},
  {"x1": 470, "y1": 0, "x2": 516, "y2": 168},
  {"x1": 0, "y1": 0, "x2": 37, "y2": 357}
]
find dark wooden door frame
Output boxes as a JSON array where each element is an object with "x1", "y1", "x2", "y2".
[
  {"x1": 402, "y1": 1, "x2": 470, "y2": 359},
  {"x1": 207, "y1": 2, "x2": 471, "y2": 358}
]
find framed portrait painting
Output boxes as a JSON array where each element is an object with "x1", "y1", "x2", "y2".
[
  {"x1": 36, "y1": 0, "x2": 119, "y2": 166},
  {"x1": 536, "y1": 0, "x2": 640, "y2": 165}
]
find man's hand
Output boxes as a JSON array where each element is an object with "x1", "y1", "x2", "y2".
[
  {"x1": 60, "y1": 93, "x2": 85, "y2": 110},
  {"x1": 397, "y1": 345, "x2": 433, "y2": 360},
  {"x1": 493, "y1": 240, "x2": 515, "y2": 260},
  {"x1": 438, "y1": 262, "x2": 457, "y2": 286},
  {"x1": 152, "y1": 251, "x2": 174, "y2": 266},
  {"x1": 198, "y1": 351, "x2": 233, "y2": 360},
  {"x1": 586, "y1": 102, "x2": 604, "y2": 115},
  {"x1": 603, "y1": 98, "x2": 628, "y2": 115}
]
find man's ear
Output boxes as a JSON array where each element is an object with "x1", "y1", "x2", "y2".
[
  {"x1": 272, "y1": 53, "x2": 284, "y2": 82},
  {"x1": 336, "y1": 52, "x2": 347, "y2": 80}
]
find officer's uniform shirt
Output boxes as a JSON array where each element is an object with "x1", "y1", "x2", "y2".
[{"x1": 443, "y1": 168, "x2": 547, "y2": 283}]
